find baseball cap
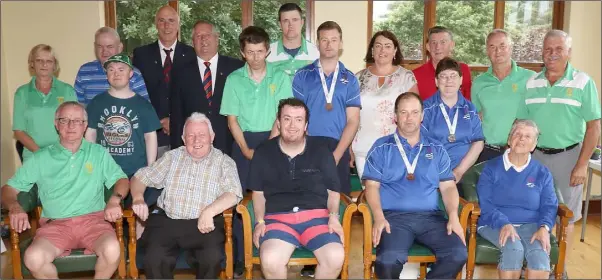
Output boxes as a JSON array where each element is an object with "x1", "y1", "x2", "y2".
[{"x1": 103, "y1": 53, "x2": 133, "y2": 70}]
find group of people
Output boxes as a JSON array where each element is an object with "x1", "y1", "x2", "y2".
[{"x1": 2, "y1": 2, "x2": 600, "y2": 280}]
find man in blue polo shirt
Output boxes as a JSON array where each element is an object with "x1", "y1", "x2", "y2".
[
  {"x1": 292, "y1": 20, "x2": 360, "y2": 196},
  {"x1": 75, "y1": 27, "x2": 148, "y2": 105},
  {"x1": 363, "y1": 92, "x2": 467, "y2": 279}
]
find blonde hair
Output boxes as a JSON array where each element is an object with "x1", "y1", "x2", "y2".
[{"x1": 28, "y1": 44, "x2": 60, "y2": 77}]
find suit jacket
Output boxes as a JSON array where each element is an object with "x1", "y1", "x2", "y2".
[
  {"x1": 132, "y1": 41, "x2": 196, "y2": 146},
  {"x1": 170, "y1": 54, "x2": 244, "y2": 155}
]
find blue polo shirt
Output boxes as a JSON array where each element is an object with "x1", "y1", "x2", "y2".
[
  {"x1": 362, "y1": 131, "x2": 455, "y2": 212},
  {"x1": 422, "y1": 91, "x2": 484, "y2": 169},
  {"x1": 292, "y1": 60, "x2": 361, "y2": 140},
  {"x1": 476, "y1": 153, "x2": 558, "y2": 230}
]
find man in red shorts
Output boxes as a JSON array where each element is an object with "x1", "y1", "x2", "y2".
[
  {"x1": 248, "y1": 98, "x2": 345, "y2": 279},
  {"x1": 1, "y1": 101, "x2": 129, "y2": 279}
]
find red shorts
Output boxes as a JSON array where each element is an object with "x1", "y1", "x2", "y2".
[{"x1": 35, "y1": 211, "x2": 115, "y2": 256}]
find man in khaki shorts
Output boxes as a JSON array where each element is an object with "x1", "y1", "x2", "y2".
[
  {"x1": 1, "y1": 101, "x2": 129, "y2": 279},
  {"x1": 517, "y1": 30, "x2": 601, "y2": 278}
]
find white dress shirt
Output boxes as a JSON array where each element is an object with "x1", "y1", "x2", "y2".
[
  {"x1": 197, "y1": 53, "x2": 219, "y2": 92},
  {"x1": 158, "y1": 40, "x2": 177, "y2": 66}
]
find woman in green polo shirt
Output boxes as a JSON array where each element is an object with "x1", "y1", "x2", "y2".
[{"x1": 12, "y1": 44, "x2": 77, "y2": 162}]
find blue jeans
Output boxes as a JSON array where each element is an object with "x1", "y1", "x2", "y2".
[
  {"x1": 478, "y1": 223, "x2": 551, "y2": 271},
  {"x1": 375, "y1": 211, "x2": 467, "y2": 279}
]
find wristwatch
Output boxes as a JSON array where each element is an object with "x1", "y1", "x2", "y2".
[{"x1": 541, "y1": 224, "x2": 550, "y2": 232}]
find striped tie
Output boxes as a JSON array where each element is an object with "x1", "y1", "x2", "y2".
[
  {"x1": 163, "y1": 48, "x2": 173, "y2": 83},
  {"x1": 203, "y1": 61, "x2": 213, "y2": 106}
]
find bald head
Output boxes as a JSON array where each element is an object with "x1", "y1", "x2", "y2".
[{"x1": 155, "y1": 5, "x2": 180, "y2": 45}]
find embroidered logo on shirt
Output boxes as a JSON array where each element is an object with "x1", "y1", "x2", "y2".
[
  {"x1": 270, "y1": 84, "x2": 276, "y2": 95},
  {"x1": 57, "y1": 97, "x2": 65, "y2": 104},
  {"x1": 85, "y1": 162, "x2": 93, "y2": 174},
  {"x1": 566, "y1": 88, "x2": 573, "y2": 97},
  {"x1": 526, "y1": 177, "x2": 536, "y2": 188},
  {"x1": 512, "y1": 84, "x2": 518, "y2": 93},
  {"x1": 425, "y1": 146, "x2": 433, "y2": 160}
]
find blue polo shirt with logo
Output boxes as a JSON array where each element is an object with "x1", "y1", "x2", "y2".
[
  {"x1": 422, "y1": 91, "x2": 484, "y2": 169},
  {"x1": 292, "y1": 60, "x2": 361, "y2": 140},
  {"x1": 362, "y1": 131, "x2": 455, "y2": 212}
]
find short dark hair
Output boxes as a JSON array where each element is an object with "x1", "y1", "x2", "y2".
[
  {"x1": 277, "y1": 98, "x2": 310, "y2": 123},
  {"x1": 427, "y1": 25, "x2": 453, "y2": 42},
  {"x1": 278, "y1": 3, "x2": 303, "y2": 21},
  {"x1": 394, "y1": 92, "x2": 424, "y2": 113},
  {"x1": 239, "y1": 26, "x2": 270, "y2": 52},
  {"x1": 317, "y1": 21, "x2": 342, "y2": 40},
  {"x1": 435, "y1": 57, "x2": 462, "y2": 77},
  {"x1": 365, "y1": 30, "x2": 404, "y2": 65}
]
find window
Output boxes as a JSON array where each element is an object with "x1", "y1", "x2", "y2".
[
  {"x1": 372, "y1": 1, "x2": 424, "y2": 61},
  {"x1": 367, "y1": 0, "x2": 565, "y2": 72},
  {"x1": 105, "y1": 0, "x2": 313, "y2": 59}
]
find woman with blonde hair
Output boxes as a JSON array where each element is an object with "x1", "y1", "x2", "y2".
[{"x1": 12, "y1": 44, "x2": 77, "y2": 162}]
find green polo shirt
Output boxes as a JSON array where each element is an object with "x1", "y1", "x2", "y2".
[
  {"x1": 7, "y1": 140, "x2": 127, "y2": 219},
  {"x1": 220, "y1": 62, "x2": 293, "y2": 132},
  {"x1": 516, "y1": 63, "x2": 601, "y2": 149},
  {"x1": 12, "y1": 77, "x2": 77, "y2": 162},
  {"x1": 266, "y1": 37, "x2": 319, "y2": 79},
  {"x1": 472, "y1": 60, "x2": 535, "y2": 145}
]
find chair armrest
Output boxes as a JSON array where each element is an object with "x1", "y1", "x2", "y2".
[
  {"x1": 557, "y1": 204, "x2": 574, "y2": 219},
  {"x1": 340, "y1": 193, "x2": 354, "y2": 206}
]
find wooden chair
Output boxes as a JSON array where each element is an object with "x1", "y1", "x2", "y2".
[
  {"x1": 4, "y1": 185, "x2": 128, "y2": 279},
  {"x1": 125, "y1": 207, "x2": 235, "y2": 279},
  {"x1": 460, "y1": 161, "x2": 573, "y2": 280},
  {"x1": 357, "y1": 190, "x2": 475, "y2": 279},
  {"x1": 236, "y1": 194, "x2": 357, "y2": 279}
]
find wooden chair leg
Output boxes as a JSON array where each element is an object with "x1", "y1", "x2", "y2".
[
  {"x1": 127, "y1": 217, "x2": 139, "y2": 279},
  {"x1": 419, "y1": 263, "x2": 427, "y2": 279},
  {"x1": 115, "y1": 219, "x2": 126, "y2": 279},
  {"x1": 363, "y1": 258, "x2": 372, "y2": 279},
  {"x1": 244, "y1": 264, "x2": 253, "y2": 280},
  {"x1": 10, "y1": 228, "x2": 23, "y2": 280}
]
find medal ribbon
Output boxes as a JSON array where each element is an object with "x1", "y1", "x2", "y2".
[
  {"x1": 394, "y1": 133, "x2": 423, "y2": 176},
  {"x1": 318, "y1": 60, "x2": 339, "y2": 105},
  {"x1": 439, "y1": 103, "x2": 459, "y2": 135}
]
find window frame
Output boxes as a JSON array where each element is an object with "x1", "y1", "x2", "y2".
[
  {"x1": 367, "y1": 0, "x2": 565, "y2": 72},
  {"x1": 104, "y1": 0, "x2": 314, "y2": 44}
]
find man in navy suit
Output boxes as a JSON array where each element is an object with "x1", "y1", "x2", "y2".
[
  {"x1": 170, "y1": 20, "x2": 244, "y2": 156},
  {"x1": 132, "y1": 5, "x2": 196, "y2": 158}
]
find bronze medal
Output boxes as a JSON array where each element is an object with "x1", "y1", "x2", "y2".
[
  {"x1": 326, "y1": 103, "x2": 333, "y2": 111},
  {"x1": 407, "y1": 173, "x2": 415, "y2": 180},
  {"x1": 448, "y1": 134, "x2": 456, "y2": 143}
]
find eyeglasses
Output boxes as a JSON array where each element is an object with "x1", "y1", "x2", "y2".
[
  {"x1": 437, "y1": 74, "x2": 460, "y2": 81},
  {"x1": 56, "y1": 118, "x2": 87, "y2": 126}
]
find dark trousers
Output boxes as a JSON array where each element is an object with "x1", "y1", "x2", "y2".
[
  {"x1": 315, "y1": 136, "x2": 351, "y2": 196},
  {"x1": 476, "y1": 144, "x2": 505, "y2": 164},
  {"x1": 375, "y1": 211, "x2": 467, "y2": 279},
  {"x1": 140, "y1": 210, "x2": 225, "y2": 279}
]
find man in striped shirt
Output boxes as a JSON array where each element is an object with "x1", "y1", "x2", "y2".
[{"x1": 74, "y1": 27, "x2": 149, "y2": 105}]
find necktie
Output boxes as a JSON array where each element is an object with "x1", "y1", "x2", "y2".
[
  {"x1": 163, "y1": 48, "x2": 173, "y2": 83},
  {"x1": 203, "y1": 61, "x2": 213, "y2": 106}
]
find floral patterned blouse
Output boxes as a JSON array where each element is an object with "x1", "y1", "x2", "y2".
[{"x1": 352, "y1": 66, "x2": 417, "y2": 158}]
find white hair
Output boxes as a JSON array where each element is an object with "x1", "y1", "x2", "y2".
[
  {"x1": 55, "y1": 101, "x2": 88, "y2": 121},
  {"x1": 486, "y1": 29, "x2": 513, "y2": 46},
  {"x1": 95, "y1": 26, "x2": 121, "y2": 43},
  {"x1": 182, "y1": 112, "x2": 215, "y2": 137},
  {"x1": 509, "y1": 119, "x2": 539, "y2": 141},
  {"x1": 544, "y1": 29, "x2": 572, "y2": 49}
]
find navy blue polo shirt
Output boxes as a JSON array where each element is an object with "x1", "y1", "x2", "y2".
[
  {"x1": 362, "y1": 131, "x2": 455, "y2": 212},
  {"x1": 292, "y1": 60, "x2": 361, "y2": 140},
  {"x1": 422, "y1": 91, "x2": 484, "y2": 169},
  {"x1": 248, "y1": 136, "x2": 341, "y2": 214}
]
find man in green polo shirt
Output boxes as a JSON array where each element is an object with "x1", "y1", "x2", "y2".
[
  {"x1": 472, "y1": 29, "x2": 535, "y2": 162},
  {"x1": 517, "y1": 30, "x2": 601, "y2": 278},
  {"x1": 1, "y1": 101, "x2": 129, "y2": 279},
  {"x1": 266, "y1": 2, "x2": 319, "y2": 79}
]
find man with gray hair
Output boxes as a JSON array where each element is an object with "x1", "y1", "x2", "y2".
[
  {"x1": 472, "y1": 29, "x2": 536, "y2": 162},
  {"x1": 517, "y1": 29, "x2": 601, "y2": 278},
  {"x1": 74, "y1": 26, "x2": 149, "y2": 105},
  {"x1": 130, "y1": 112, "x2": 243, "y2": 279}
]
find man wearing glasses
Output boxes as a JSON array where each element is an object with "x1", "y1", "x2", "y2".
[{"x1": 1, "y1": 101, "x2": 129, "y2": 279}]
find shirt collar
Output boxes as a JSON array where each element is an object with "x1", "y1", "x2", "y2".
[
  {"x1": 53, "y1": 139, "x2": 89, "y2": 156},
  {"x1": 433, "y1": 90, "x2": 468, "y2": 109},
  {"x1": 197, "y1": 53, "x2": 219, "y2": 66},
  {"x1": 312, "y1": 59, "x2": 347, "y2": 76},
  {"x1": 485, "y1": 59, "x2": 519, "y2": 77},
  {"x1": 158, "y1": 40, "x2": 177, "y2": 52},
  {"x1": 276, "y1": 36, "x2": 309, "y2": 56},
  {"x1": 394, "y1": 130, "x2": 429, "y2": 149},
  {"x1": 29, "y1": 76, "x2": 58, "y2": 94},
  {"x1": 502, "y1": 148, "x2": 531, "y2": 172},
  {"x1": 242, "y1": 62, "x2": 274, "y2": 80},
  {"x1": 536, "y1": 62, "x2": 575, "y2": 81},
  {"x1": 183, "y1": 146, "x2": 215, "y2": 163}
]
